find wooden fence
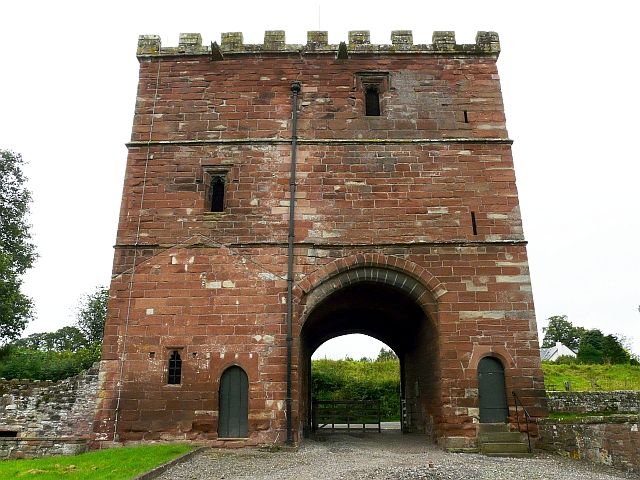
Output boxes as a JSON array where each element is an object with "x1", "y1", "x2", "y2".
[{"x1": 312, "y1": 400, "x2": 381, "y2": 432}]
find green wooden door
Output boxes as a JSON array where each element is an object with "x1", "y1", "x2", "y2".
[
  {"x1": 218, "y1": 366, "x2": 249, "y2": 438},
  {"x1": 478, "y1": 357, "x2": 508, "y2": 423}
]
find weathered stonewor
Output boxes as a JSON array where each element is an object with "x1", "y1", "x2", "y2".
[
  {"x1": 94, "y1": 29, "x2": 547, "y2": 450},
  {"x1": 0, "y1": 364, "x2": 99, "y2": 458},
  {"x1": 538, "y1": 416, "x2": 640, "y2": 474}
]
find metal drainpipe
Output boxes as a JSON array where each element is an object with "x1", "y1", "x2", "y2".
[{"x1": 286, "y1": 81, "x2": 301, "y2": 445}]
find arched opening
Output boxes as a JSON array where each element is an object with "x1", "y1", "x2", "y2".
[
  {"x1": 218, "y1": 366, "x2": 249, "y2": 438},
  {"x1": 478, "y1": 357, "x2": 508, "y2": 423},
  {"x1": 311, "y1": 334, "x2": 402, "y2": 432},
  {"x1": 299, "y1": 269, "x2": 440, "y2": 439}
]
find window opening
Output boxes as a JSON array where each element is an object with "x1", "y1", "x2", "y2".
[
  {"x1": 365, "y1": 86, "x2": 381, "y2": 116},
  {"x1": 463, "y1": 110, "x2": 469, "y2": 123},
  {"x1": 471, "y1": 212, "x2": 478, "y2": 236},
  {"x1": 211, "y1": 176, "x2": 225, "y2": 212},
  {"x1": 168, "y1": 350, "x2": 182, "y2": 384},
  {"x1": 0, "y1": 431, "x2": 18, "y2": 438}
]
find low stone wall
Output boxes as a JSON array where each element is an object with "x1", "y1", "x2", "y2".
[
  {"x1": 547, "y1": 391, "x2": 640, "y2": 414},
  {"x1": 538, "y1": 415, "x2": 640, "y2": 474},
  {"x1": 0, "y1": 438, "x2": 87, "y2": 460},
  {"x1": 0, "y1": 364, "x2": 99, "y2": 458}
]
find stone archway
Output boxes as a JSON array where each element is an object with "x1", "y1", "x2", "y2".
[{"x1": 297, "y1": 264, "x2": 441, "y2": 439}]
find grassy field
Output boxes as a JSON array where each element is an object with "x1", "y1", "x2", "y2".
[
  {"x1": 312, "y1": 359, "x2": 401, "y2": 420},
  {"x1": 0, "y1": 444, "x2": 192, "y2": 480},
  {"x1": 542, "y1": 363, "x2": 640, "y2": 391}
]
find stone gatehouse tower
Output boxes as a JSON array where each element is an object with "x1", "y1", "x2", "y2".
[{"x1": 94, "y1": 30, "x2": 548, "y2": 448}]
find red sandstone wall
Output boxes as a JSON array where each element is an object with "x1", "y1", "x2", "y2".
[{"x1": 95, "y1": 32, "x2": 547, "y2": 447}]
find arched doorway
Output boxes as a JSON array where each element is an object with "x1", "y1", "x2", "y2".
[
  {"x1": 478, "y1": 357, "x2": 508, "y2": 423},
  {"x1": 218, "y1": 366, "x2": 249, "y2": 438},
  {"x1": 298, "y1": 267, "x2": 440, "y2": 438}
]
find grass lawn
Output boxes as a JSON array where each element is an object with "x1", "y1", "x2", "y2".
[
  {"x1": 0, "y1": 443, "x2": 193, "y2": 480},
  {"x1": 542, "y1": 363, "x2": 640, "y2": 391}
]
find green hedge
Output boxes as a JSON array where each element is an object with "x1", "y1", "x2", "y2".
[
  {"x1": 312, "y1": 359, "x2": 401, "y2": 420},
  {"x1": 0, "y1": 346, "x2": 100, "y2": 381}
]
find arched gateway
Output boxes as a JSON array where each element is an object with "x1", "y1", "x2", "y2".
[
  {"x1": 299, "y1": 265, "x2": 440, "y2": 437},
  {"x1": 94, "y1": 29, "x2": 548, "y2": 450}
]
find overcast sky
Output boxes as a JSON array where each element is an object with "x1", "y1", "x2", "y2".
[{"x1": 1, "y1": 1, "x2": 638, "y2": 359}]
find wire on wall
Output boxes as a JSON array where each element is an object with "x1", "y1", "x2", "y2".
[{"x1": 112, "y1": 58, "x2": 161, "y2": 442}]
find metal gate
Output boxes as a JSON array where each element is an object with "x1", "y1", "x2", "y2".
[
  {"x1": 218, "y1": 366, "x2": 248, "y2": 438},
  {"x1": 478, "y1": 357, "x2": 508, "y2": 423}
]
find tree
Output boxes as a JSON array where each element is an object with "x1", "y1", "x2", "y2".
[
  {"x1": 542, "y1": 315, "x2": 585, "y2": 352},
  {"x1": 12, "y1": 326, "x2": 88, "y2": 352},
  {"x1": 11, "y1": 331, "x2": 52, "y2": 350},
  {"x1": 0, "y1": 149, "x2": 37, "y2": 344},
  {"x1": 601, "y1": 334, "x2": 630, "y2": 364},
  {"x1": 376, "y1": 347, "x2": 398, "y2": 362},
  {"x1": 74, "y1": 286, "x2": 109, "y2": 345},
  {"x1": 576, "y1": 329, "x2": 630, "y2": 364},
  {"x1": 577, "y1": 329, "x2": 605, "y2": 364}
]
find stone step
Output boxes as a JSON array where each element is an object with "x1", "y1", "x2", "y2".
[
  {"x1": 484, "y1": 452, "x2": 533, "y2": 458},
  {"x1": 479, "y1": 431, "x2": 525, "y2": 443},
  {"x1": 477, "y1": 423, "x2": 510, "y2": 433},
  {"x1": 477, "y1": 422, "x2": 532, "y2": 458},
  {"x1": 480, "y1": 442, "x2": 530, "y2": 455}
]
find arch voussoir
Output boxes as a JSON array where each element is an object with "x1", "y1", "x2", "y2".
[{"x1": 297, "y1": 254, "x2": 447, "y2": 322}]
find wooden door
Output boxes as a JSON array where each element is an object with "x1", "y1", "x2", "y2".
[
  {"x1": 478, "y1": 357, "x2": 508, "y2": 423},
  {"x1": 218, "y1": 366, "x2": 249, "y2": 438}
]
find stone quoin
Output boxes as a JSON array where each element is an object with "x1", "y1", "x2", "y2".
[{"x1": 93, "y1": 30, "x2": 548, "y2": 449}]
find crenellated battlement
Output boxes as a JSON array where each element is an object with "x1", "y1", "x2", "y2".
[{"x1": 136, "y1": 30, "x2": 500, "y2": 58}]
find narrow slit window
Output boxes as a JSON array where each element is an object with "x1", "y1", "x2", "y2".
[
  {"x1": 471, "y1": 211, "x2": 478, "y2": 236},
  {"x1": 211, "y1": 176, "x2": 225, "y2": 212},
  {"x1": 365, "y1": 86, "x2": 381, "y2": 116},
  {"x1": 167, "y1": 350, "x2": 182, "y2": 384},
  {"x1": 463, "y1": 110, "x2": 469, "y2": 123}
]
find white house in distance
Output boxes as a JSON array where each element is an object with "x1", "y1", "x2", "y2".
[{"x1": 540, "y1": 341, "x2": 577, "y2": 362}]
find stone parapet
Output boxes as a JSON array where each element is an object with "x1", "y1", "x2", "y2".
[
  {"x1": 547, "y1": 391, "x2": 640, "y2": 415},
  {"x1": 137, "y1": 30, "x2": 500, "y2": 57}
]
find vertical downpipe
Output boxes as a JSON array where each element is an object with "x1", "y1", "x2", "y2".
[{"x1": 286, "y1": 81, "x2": 301, "y2": 445}]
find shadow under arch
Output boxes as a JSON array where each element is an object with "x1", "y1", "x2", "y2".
[{"x1": 298, "y1": 264, "x2": 442, "y2": 439}]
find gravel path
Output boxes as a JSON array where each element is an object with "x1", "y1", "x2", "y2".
[{"x1": 155, "y1": 431, "x2": 637, "y2": 480}]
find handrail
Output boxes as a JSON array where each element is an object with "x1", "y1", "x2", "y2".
[{"x1": 512, "y1": 391, "x2": 532, "y2": 453}]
